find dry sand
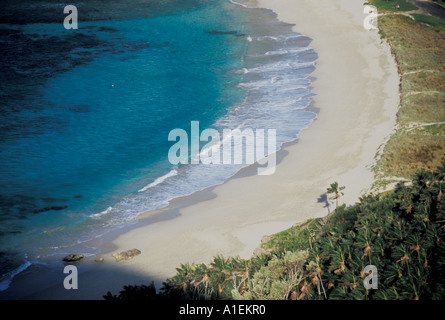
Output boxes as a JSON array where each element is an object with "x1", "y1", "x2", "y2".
[{"x1": 22, "y1": 0, "x2": 400, "y2": 299}]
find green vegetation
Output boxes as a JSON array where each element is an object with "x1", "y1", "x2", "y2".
[
  {"x1": 368, "y1": 0, "x2": 418, "y2": 12},
  {"x1": 105, "y1": 164, "x2": 445, "y2": 300},
  {"x1": 432, "y1": 0, "x2": 445, "y2": 9},
  {"x1": 374, "y1": 14, "x2": 445, "y2": 181},
  {"x1": 326, "y1": 182, "x2": 345, "y2": 209},
  {"x1": 411, "y1": 13, "x2": 445, "y2": 31}
]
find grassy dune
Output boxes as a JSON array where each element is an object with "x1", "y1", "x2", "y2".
[
  {"x1": 369, "y1": 0, "x2": 417, "y2": 12},
  {"x1": 373, "y1": 11, "x2": 445, "y2": 184}
]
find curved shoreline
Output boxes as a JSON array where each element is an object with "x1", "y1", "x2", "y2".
[
  {"x1": 97, "y1": 0, "x2": 399, "y2": 298},
  {"x1": 10, "y1": 0, "x2": 400, "y2": 299}
]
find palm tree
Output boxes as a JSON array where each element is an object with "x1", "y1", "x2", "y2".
[{"x1": 327, "y1": 182, "x2": 345, "y2": 210}]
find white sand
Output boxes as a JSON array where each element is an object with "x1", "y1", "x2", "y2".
[{"x1": 24, "y1": 0, "x2": 400, "y2": 299}]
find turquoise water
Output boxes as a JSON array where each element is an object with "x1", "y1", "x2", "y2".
[{"x1": 0, "y1": 0, "x2": 317, "y2": 294}]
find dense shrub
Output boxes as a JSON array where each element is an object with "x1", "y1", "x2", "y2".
[{"x1": 105, "y1": 163, "x2": 445, "y2": 300}]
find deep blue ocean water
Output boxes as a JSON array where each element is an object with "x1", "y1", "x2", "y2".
[{"x1": 0, "y1": 0, "x2": 318, "y2": 294}]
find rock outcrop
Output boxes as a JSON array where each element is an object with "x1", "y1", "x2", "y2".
[
  {"x1": 112, "y1": 248, "x2": 141, "y2": 262},
  {"x1": 62, "y1": 254, "x2": 84, "y2": 262}
]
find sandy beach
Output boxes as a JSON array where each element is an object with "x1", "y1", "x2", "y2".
[{"x1": 19, "y1": 0, "x2": 399, "y2": 299}]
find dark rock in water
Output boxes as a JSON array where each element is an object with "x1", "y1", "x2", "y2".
[
  {"x1": 151, "y1": 41, "x2": 170, "y2": 48},
  {"x1": 41, "y1": 197, "x2": 70, "y2": 203},
  {"x1": 112, "y1": 249, "x2": 141, "y2": 262},
  {"x1": 67, "y1": 104, "x2": 91, "y2": 113},
  {"x1": 97, "y1": 26, "x2": 120, "y2": 33},
  {"x1": 62, "y1": 254, "x2": 84, "y2": 262},
  {"x1": 34, "y1": 205, "x2": 68, "y2": 214},
  {"x1": 74, "y1": 194, "x2": 83, "y2": 199},
  {"x1": 205, "y1": 30, "x2": 238, "y2": 35}
]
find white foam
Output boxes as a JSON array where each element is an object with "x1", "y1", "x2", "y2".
[
  {"x1": 90, "y1": 206, "x2": 113, "y2": 218},
  {"x1": 138, "y1": 169, "x2": 178, "y2": 192},
  {"x1": 265, "y1": 49, "x2": 288, "y2": 56},
  {"x1": 264, "y1": 47, "x2": 313, "y2": 57},
  {"x1": 229, "y1": 0, "x2": 259, "y2": 9},
  {"x1": 247, "y1": 60, "x2": 315, "y2": 74},
  {"x1": 255, "y1": 34, "x2": 306, "y2": 42},
  {"x1": 0, "y1": 261, "x2": 32, "y2": 292},
  {"x1": 233, "y1": 68, "x2": 249, "y2": 74}
]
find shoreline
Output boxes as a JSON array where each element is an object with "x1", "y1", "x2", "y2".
[{"x1": 6, "y1": 0, "x2": 400, "y2": 299}]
